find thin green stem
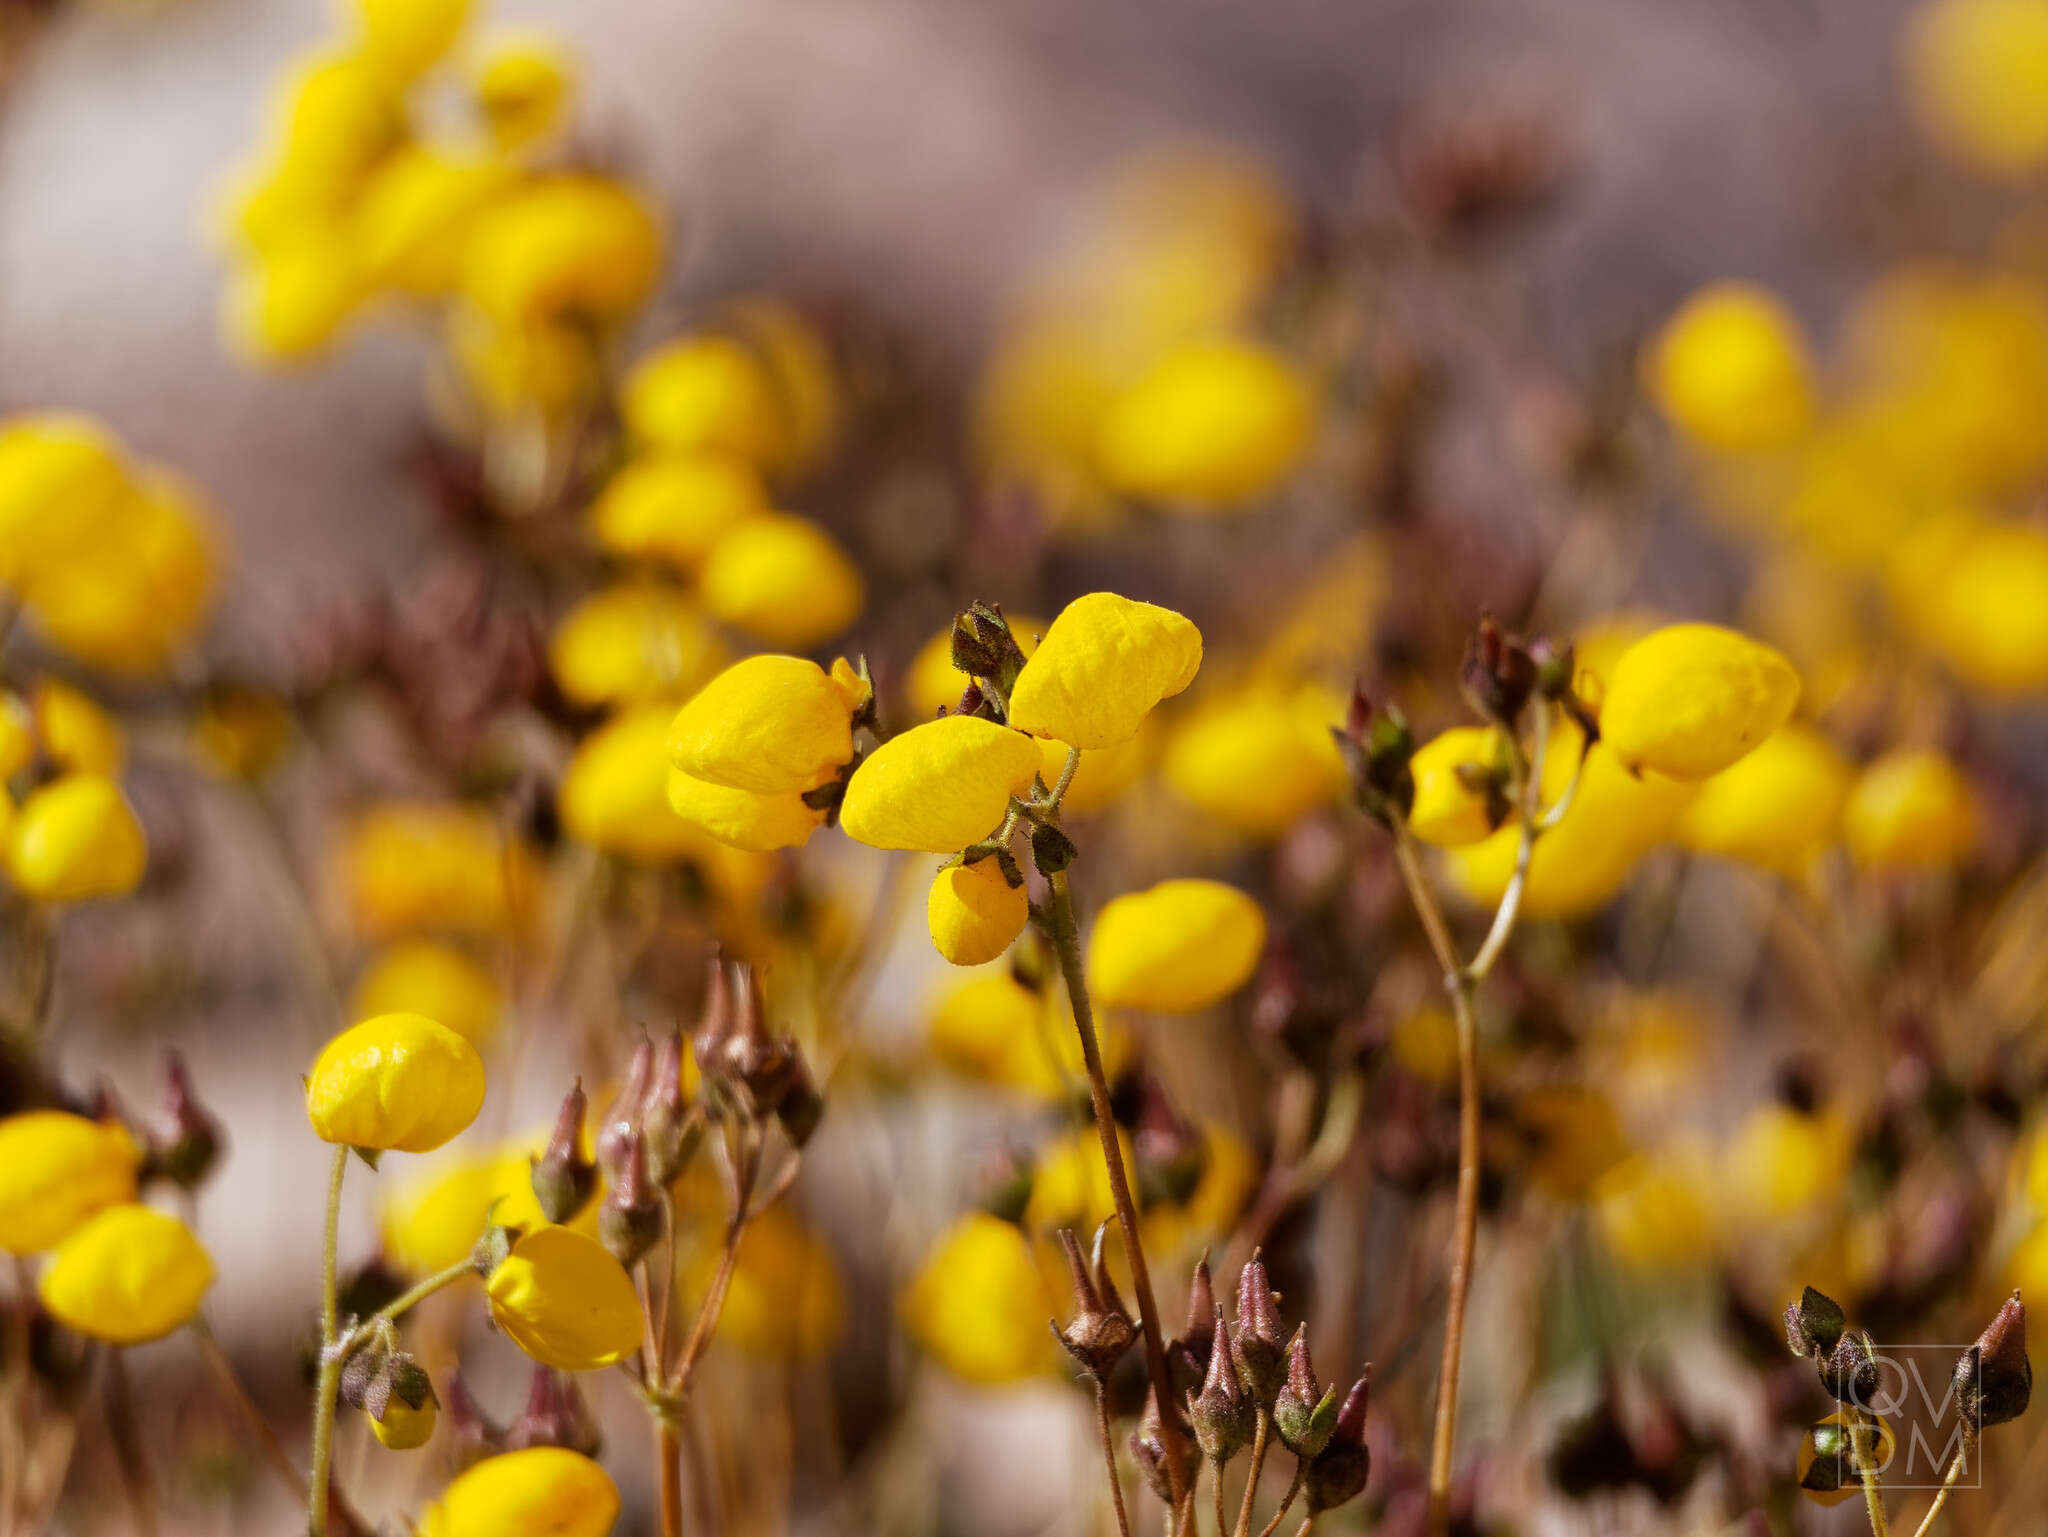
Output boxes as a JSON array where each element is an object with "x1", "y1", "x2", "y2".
[
  {"x1": 367, "y1": 1256, "x2": 475, "y2": 1328},
  {"x1": 307, "y1": 1145, "x2": 347, "y2": 1537}
]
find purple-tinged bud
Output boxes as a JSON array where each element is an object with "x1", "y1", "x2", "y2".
[
  {"x1": 1130, "y1": 1389, "x2": 1184, "y2": 1504},
  {"x1": 154, "y1": 1049, "x2": 225, "y2": 1190},
  {"x1": 642, "y1": 1030, "x2": 701, "y2": 1185},
  {"x1": 1052, "y1": 1227, "x2": 1136, "y2": 1380},
  {"x1": 1274, "y1": 1325, "x2": 1340, "y2": 1458},
  {"x1": 1233, "y1": 1250, "x2": 1287, "y2": 1408},
  {"x1": 1818, "y1": 1331, "x2": 1881, "y2": 1406},
  {"x1": 1956, "y1": 1291, "x2": 2031, "y2": 1430},
  {"x1": 690, "y1": 954, "x2": 734, "y2": 1076},
  {"x1": 598, "y1": 1132, "x2": 662, "y2": 1268},
  {"x1": 531, "y1": 1079, "x2": 596, "y2": 1224},
  {"x1": 1304, "y1": 1372, "x2": 1371, "y2": 1512},
  {"x1": 1170, "y1": 1252, "x2": 1217, "y2": 1398},
  {"x1": 1188, "y1": 1306, "x2": 1256, "y2": 1465},
  {"x1": 596, "y1": 1035, "x2": 653, "y2": 1183}
]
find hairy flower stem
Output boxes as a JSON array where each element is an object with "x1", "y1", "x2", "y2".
[
  {"x1": 1095, "y1": 1381, "x2": 1134, "y2": 1537},
  {"x1": 307, "y1": 1145, "x2": 347, "y2": 1537},
  {"x1": 1212, "y1": 1462, "x2": 1229, "y2": 1537},
  {"x1": 1234, "y1": 1414, "x2": 1269, "y2": 1537},
  {"x1": 1909, "y1": 1446, "x2": 1969, "y2": 1537},
  {"x1": 1848, "y1": 1406, "x2": 1892, "y2": 1537}
]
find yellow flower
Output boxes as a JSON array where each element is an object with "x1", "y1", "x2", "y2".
[
  {"x1": 1903, "y1": 519, "x2": 2048, "y2": 693},
  {"x1": 486, "y1": 1224, "x2": 643, "y2": 1370},
  {"x1": 33, "y1": 680, "x2": 124, "y2": 775},
  {"x1": 1391, "y1": 1005, "x2": 1458, "y2": 1088},
  {"x1": 1904, "y1": 0, "x2": 2048, "y2": 175},
  {"x1": 260, "y1": 47, "x2": 404, "y2": 199},
  {"x1": 1720, "y1": 1104, "x2": 1852, "y2": 1223},
  {"x1": 1096, "y1": 338, "x2": 1315, "y2": 508},
  {"x1": 666, "y1": 772, "x2": 826, "y2": 853},
  {"x1": 2008, "y1": 1220, "x2": 2048, "y2": 1299},
  {"x1": 6, "y1": 774, "x2": 147, "y2": 903},
  {"x1": 450, "y1": 311, "x2": 598, "y2": 419},
  {"x1": 1796, "y1": 1411, "x2": 1897, "y2": 1508},
  {"x1": 550, "y1": 586, "x2": 727, "y2": 710},
  {"x1": 305, "y1": 1013, "x2": 486, "y2": 1154},
  {"x1": 369, "y1": 1388, "x2": 437, "y2": 1450},
  {"x1": 0, "y1": 697, "x2": 27, "y2": 782},
  {"x1": 926, "y1": 972, "x2": 1130, "y2": 1099},
  {"x1": 1675, "y1": 723, "x2": 1850, "y2": 875},
  {"x1": 1592, "y1": 1148, "x2": 1715, "y2": 1272},
  {"x1": 340, "y1": 802, "x2": 537, "y2": 938},
  {"x1": 726, "y1": 299, "x2": 841, "y2": 474},
  {"x1": 902, "y1": 617, "x2": 1045, "y2": 722},
  {"x1": 461, "y1": 176, "x2": 662, "y2": 327},
  {"x1": 0, "y1": 1112, "x2": 140, "y2": 1254},
  {"x1": 1599, "y1": 623, "x2": 1800, "y2": 781},
  {"x1": 470, "y1": 32, "x2": 575, "y2": 152},
  {"x1": 666, "y1": 654, "x2": 864, "y2": 795},
  {"x1": 355, "y1": 147, "x2": 511, "y2": 297},
  {"x1": 352, "y1": 941, "x2": 503, "y2": 1049},
  {"x1": 562, "y1": 705, "x2": 719, "y2": 865},
  {"x1": 223, "y1": 238, "x2": 365, "y2": 364},
  {"x1": 620, "y1": 335, "x2": 787, "y2": 465},
  {"x1": 1008, "y1": 592, "x2": 1203, "y2": 750},
  {"x1": 1085, "y1": 878, "x2": 1266, "y2": 1013},
  {"x1": 1024, "y1": 1127, "x2": 1133, "y2": 1234},
  {"x1": 354, "y1": 0, "x2": 469, "y2": 81},
  {"x1": 382, "y1": 1132, "x2": 593, "y2": 1275},
  {"x1": 589, "y1": 455, "x2": 768, "y2": 572},
  {"x1": 693, "y1": 1205, "x2": 845, "y2": 1359},
  {"x1": 900, "y1": 1213, "x2": 1058, "y2": 1385},
  {"x1": 1404, "y1": 726, "x2": 1507, "y2": 848},
  {"x1": 928, "y1": 856, "x2": 1029, "y2": 965},
  {"x1": 839, "y1": 716, "x2": 1043, "y2": 853},
  {"x1": 26, "y1": 473, "x2": 218, "y2": 674},
  {"x1": 1842, "y1": 749, "x2": 1978, "y2": 870},
  {"x1": 418, "y1": 1447, "x2": 619, "y2": 1537},
  {"x1": 38, "y1": 1204, "x2": 213, "y2": 1344},
  {"x1": 1143, "y1": 1120, "x2": 1260, "y2": 1260},
  {"x1": 1519, "y1": 1086, "x2": 1630, "y2": 1202},
  {"x1": 1161, "y1": 679, "x2": 1346, "y2": 837},
  {"x1": 1643, "y1": 281, "x2": 1814, "y2": 454},
  {"x1": 0, "y1": 414, "x2": 132, "y2": 590},
  {"x1": 698, "y1": 514, "x2": 864, "y2": 649}
]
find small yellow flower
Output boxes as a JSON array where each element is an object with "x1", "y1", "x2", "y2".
[
  {"x1": 354, "y1": 0, "x2": 470, "y2": 81},
  {"x1": 1643, "y1": 281, "x2": 1814, "y2": 454},
  {"x1": 925, "y1": 972, "x2": 1131, "y2": 1098},
  {"x1": 1008, "y1": 592, "x2": 1203, "y2": 750},
  {"x1": 0, "y1": 414, "x2": 131, "y2": 590},
  {"x1": 461, "y1": 176, "x2": 662, "y2": 327},
  {"x1": 1025, "y1": 1126, "x2": 1134, "y2": 1234},
  {"x1": 259, "y1": 46, "x2": 404, "y2": 201},
  {"x1": 340, "y1": 802, "x2": 537, "y2": 938},
  {"x1": 1519, "y1": 1086, "x2": 1630, "y2": 1203},
  {"x1": 1904, "y1": 0, "x2": 2048, "y2": 175},
  {"x1": 1097, "y1": 338, "x2": 1314, "y2": 508},
  {"x1": 839, "y1": 716, "x2": 1044, "y2": 853},
  {"x1": 1904, "y1": 519, "x2": 2048, "y2": 693},
  {"x1": 383, "y1": 1132, "x2": 595, "y2": 1276},
  {"x1": 1404, "y1": 726, "x2": 1507, "y2": 848},
  {"x1": 1592, "y1": 1148, "x2": 1715, "y2": 1272},
  {"x1": 354, "y1": 146, "x2": 511, "y2": 297},
  {"x1": 927, "y1": 856, "x2": 1029, "y2": 965},
  {"x1": 486, "y1": 1224, "x2": 643, "y2": 1371},
  {"x1": 561, "y1": 705, "x2": 718, "y2": 866},
  {"x1": 418, "y1": 1447, "x2": 620, "y2": 1537},
  {"x1": 900, "y1": 1212, "x2": 1058, "y2": 1385},
  {"x1": 589, "y1": 455, "x2": 768, "y2": 572},
  {"x1": 620, "y1": 335, "x2": 787, "y2": 465},
  {"x1": 698, "y1": 514, "x2": 865, "y2": 649},
  {"x1": 38, "y1": 1204, "x2": 213, "y2": 1344},
  {"x1": 666, "y1": 772, "x2": 827, "y2": 852},
  {"x1": 469, "y1": 32, "x2": 576, "y2": 152},
  {"x1": 0, "y1": 1112, "x2": 140, "y2": 1254},
  {"x1": 1675, "y1": 724, "x2": 1850, "y2": 875},
  {"x1": 305, "y1": 1013, "x2": 486, "y2": 1154},
  {"x1": 550, "y1": 584, "x2": 729, "y2": 711},
  {"x1": 1161, "y1": 679, "x2": 1346, "y2": 838},
  {"x1": 1842, "y1": 749, "x2": 1978, "y2": 870},
  {"x1": 6, "y1": 774, "x2": 147, "y2": 903},
  {"x1": 1797, "y1": 1411, "x2": 1896, "y2": 1508},
  {"x1": 1599, "y1": 622, "x2": 1800, "y2": 781},
  {"x1": 369, "y1": 1388, "x2": 438, "y2": 1450},
  {"x1": 1391, "y1": 1005, "x2": 1459, "y2": 1088},
  {"x1": 223, "y1": 238, "x2": 365, "y2": 364},
  {"x1": 692, "y1": 1205, "x2": 845, "y2": 1360},
  {"x1": 1085, "y1": 878, "x2": 1266, "y2": 1013},
  {"x1": 1720, "y1": 1104, "x2": 1852, "y2": 1223},
  {"x1": 33, "y1": 680, "x2": 124, "y2": 776},
  {"x1": 352, "y1": 942, "x2": 503, "y2": 1049},
  {"x1": 666, "y1": 654, "x2": 865, "y2": 796}
]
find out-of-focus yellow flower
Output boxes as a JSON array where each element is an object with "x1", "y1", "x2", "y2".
[
  {"x1": 549, "y1": 584, "x2": 727, "y2": 709},
  {"x1": 0, "y1": 1112, "x2": 140, "y2": 1254},
  {"x1": 33, "y1": 681, "x2": 123, "y2": 776},
  {"x1": 562, "y1": 704, "x2": 719, "y2": 865},
  {"x1": 1720, "y1": 1104, "x2": 1853, "y2": 1223},
  {"x1": 0, "y1": 693, "x2": 29, "y2": 780},
  {"x1": 383, "y1": 1136, "x2": 592, "y2": 1275},
  {"x1": 1900, "y1": 519, "x2": 2048, "y2": 693},
  {"x1": 1842, "y1": 749, "x2": 1978, "y2": 870},
  {"x1": 306, "y1": 1013, "x2": 486, "y2": 1153},
  {"x1": 470, "y1": 32, "x2": 575, "y2": 152},
  {"x1": 1162, "y1": 679, "x2": 1346, "y2": 837},
  {"x1": 925, "y1": 972, "x2": 1130, "y2": 1099},
  {"x1": 263, "y1": 47, "x2": 404, "y2": 199},
  {"x1": 1596, "y1": 989, "x2": 1709, "y2": 1120},
  {"x1": 1593, "y1": 1148, "x2": 1715, "y2": 1271},
  {"x1": 693, "y1": 1204, "x2": 844, "y2": 1359},
  {"x1": 1009, "y1": 592, "x2": 1203, "y2": 750},
  {"x1": 1519, "y1": 1086, "x2": 1629, "y2": 1202},
  {"x1": 353, "y1": 941, "x2": 502, "y2": 1049},
  {"x1": 1096, "y1": 338, "x2": 1314, "y2": 509},
  {"x1": 1145, "y1": 1120, "x2": 1260, "y2": 1259},
  {"x1": 26, "y1": 474, "x2": 218, "y2": 674},
  {"x1": 194, "y1": 687, "x2": 293, "y2": 780},
  {"x1": 974, "y1": 319, "x2": 1131, "y2": 522},
  {"x1": 1742, "y1": 548, "x2": 1866, "y2": 709},
  {"x1": 901, "y1": 1213, "x2": 1058, "y2": 1385},
  {"x1": 354, "y1": 0, "x2": 469, "y2": 81},
  {"x1": 666, "y1": 772, "x2": 825, "y2": 853},
  {"x1": 224, "y1": 237, "x2": 366, "y2": 363},
  {"x1": 1391, "y1": 1005, "x2": 1459, "y2": 1088},
  {"x1": 486, "y1": 1224, "x2": 643, "y2": 1370},
  {"x1": 666, "y1": 654, "x2": 864, "y2": 796},
  {"x1": 341, "y1": 802, "x2": 537, "y2": 938},
  {"x1": 1676, "y1": 724, "x2": 1850, "y2": 875},
  {"x1": 1405, "y1": 726, "x2": 1507, "y2": 848},
  {"x1": 1046, "y1": 728, "x2": 1153, "y2": 817},
  {"x1": 461, "y1": 176, "x2": 661, "y2": 327},
  {"x1": 0, "y1": 415, "x2": 132, "y2": 590},
  {"x1": 38, "y1": 1204, "x2": 213, "y2": 1344},
  {"x1": 1570, "y1": 610, "x2": 1662, "y2": 714},
  {"x1": 450, "y1": 311, "x2": 598, "y2": 419},
  {"x1": 902, "y1": 617, "x2": 1045, "y2": 722},
  {"x1": 1599, "y1": 623, "x2": 1800, "y2": 781},
  {"x1": 2008, "y1": 1219, "x2": 2048, "y2": 1299},
  {"x1": 418, "y1": 1447, "x2": 619, "y2": 1537},
  {"x1": 1904, "y1": 0, "x2": 2048, "y2": 175},
  {"x1": 1643, "y1": 281, "x2": 1814, "y2": 454},
  {"x1": 1796, "y1": 1411, "x2": 1896, "y2": 1509},
  {"x1": 1086, "y1": 878, "x2": 1265, "y2": 1013},
  {"x1": 726, "y1": 299, "x2": 841, "y2": 475},
  {"x1": 839, "y1": 716, "x2": 1043, "y2": 853},
  {"x1": 6, "y1": 774, "x2": 147, "y2": 903},
  {"x1": 1770, "y1": 413, "x2": 1930, "y2": 570},
  {"x1": 928, "y1": 856, "x2": 1029, "y2": 965},
  {"x1": 621, "y1": 335, "x2": 787, "y2": 466},
  {"x1": 369, "y1": 1386, "x2": 437, "y2": 1450},
  {"x1": 355, "y1": 147, "x2": 510, "y2": 297},
  {"x1": 589, "y1": 456, "x2": 768, "y2": 572},
  {"x1": 698, "y1": 514, "x2": 864, "y2": 649},
  {"x1": 1024, "y1": 1127, "x2": 1134, "y2": 1234}
]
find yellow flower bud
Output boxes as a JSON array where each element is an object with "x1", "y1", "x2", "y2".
[
  {"x1": 354, "y1": 0, "x2": 469, "y2": 82},
  {"x1": 839, "y1": 716, "x2": 1043, "y2": 853},
  {"x1": 1161, "y1": 680, "x2": 1346, "y2": 838},
  {"x1": 37, "y1": 1204, "x2": 213, "y2": 1344},
  {"x1": 485, "y1": 1224, "x2": 643, "y2": 1371},
  {"x1": 0, "y1": 414, "x2": 131, "y2": 590},
  {"x1": 0, "y1": 692, "x2": 32, "y2": 780},
  {"x1": 1085, "y1": 878, "x2": 1266, "y2": 1013},
  {"x1": 903, "y1": 617, "x2": 1045, "y2": 722},
  {"x1": 305, "y1": 1013, "x2": 486, "y2": 1153},
  {"x1": 666, "y1": 653, "x2": 864, "y2": 795},
  {"x1": 1404, "y1": 726, "x2": 1508, "y2": 848},
  {"x1": 33, "y1": 680, "x2": 124, "y2": 775},
  {"x1": 1905, "y1": 520, "x2": 2048, "y2": 693},
  {"x1": 1599, "y1": 623, "x2": 1800, "y2": 780},
  {"x1": 900, "y1": 1212, "x2": 1058, "y2": 1385},
  {"x1": 1097, "y1": 338, "x2": 1314, "y2": 508},
  {"x1": 926, "y1": 973, "x2": 1131, "y2": 1098},
  {"x1": 1842, "y1": 749, "x2": 1978, "y2": 870},
  {"x1": 666, "y1": 771, "x2": 826, "y2": 852},
  {"x1": 340, "y1": 802, "x2": 537, "y2": 938},
  {"x1": 589, "y1": 455, "x2": 768, "y2": 571},
  {"x1": 692, "y1": 1205, "x2": 845, "y2": 1359},
  {"x1": 461, "y1": 176, "x2": 661, "y2": 327},
  {"x1": 0, "y1": 1111, "x2": 140, "y2": 1254},
  {"x1": 6, "y1": 774, "x2": 147, "y2": 903},
  {"x1": 698, "y1": 514, "x2": 865, "y2": 649},
  {"x1": 223, "y1": 238, "x2": 364, "y2": 363},
  {"x1": 369, "y1": 1385, "x2": 438, "y2": 1450},
  {"x1": 1009, "y1": 592, "x2": 1203, "y2": 750},
  {"x1": 927, "y1": 856, "x2": 1029, "y2": 966},
  {"x1": 470, "y1": 32, "x2": 575, "y2": 152},
  {"x1": 621, "y1": 335, "x2": 786, "y2": 464},
  {"x1": 1675, "y1": 724, "x2": 1850, "y2": 875},
  {"x1": 355, "y1": 147, "x2": 510, "y2": 297},
  {"x1": 1904, "y1": 0, "x2": 2048, "y2": 175},
  {"x1": 26, "y1": 473, "x2": 217, "y2": 675},
  {"x1": 418, "y1": 1447, "x2": 620, "y2": 1537},
  {"x1": 548, "y1": 584, "x2": 727, "y2": 708},
  {"x1": 1643, "y1": 281, "x2": 1814, "y2": 454},
  {"x1": 352, "y1": 942, "x2": 502, "y2": 1049},
  {"x1": 561, "y1": 705, "x2": 712, "y2": 865}
]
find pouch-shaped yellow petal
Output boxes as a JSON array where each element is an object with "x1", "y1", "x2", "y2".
[
  {"x1": 305, "y1": 1013, "x2": 486, "y2": 1153},
  {"x1": 1406, "y1": 726, "x2": 1507, "y2": 848},
  {"x1": 589, "y1": 454, "x2": 767, "y2": 571},
  {"x1": 927, "y1": 856, "x2": 1029, "y2": 965},
  {"x1": 548, "y1": 584, "x2": 726, "y2": 708},
  {"x1": 839, "y1": 716, "x2": 1043, "y2": 853},
  {"x1": 486, "y1": 1225, "x2": 644, "y2": 1371},
  {"x1": 1008, "y1": 592, "x2": 1202, "y2": 750},
  {"x1": 1599, "y1": 623, "x2": 1800, "y2": 780},
  {"x1": 698, "y1": 515, "x2": 864, "y2": 650},
  {"x1": 1842, "y1": 749, "x2": 1978, "y2": 870},
  {"x1": 6, "y1": 773, "x2": 147, "y2": 903},
  {"x1": 0, "y1": 1111, "x2": 140, "y2": 1254},
  {"x1": 419, "y1": 1447, "x2": 620, "y2": 1537},
  {"x1": 1676, "y1": 724, "x2": 1849, "y2": 874},
  {"x1": 1085, "y1": 878, "x2": 1266, "y2": 1013},
  {"x1": 38, "y1": 1204, "x2": 213, "y2": 1344},
  {"x1": 665, "y1": 654, "x2": 861, "y2": 795},
  {"x1": 666, "y1": 771, "x2": 826, "y2": 852}
]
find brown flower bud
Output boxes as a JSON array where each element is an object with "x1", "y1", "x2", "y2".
[
  {"x1": 1955, "y1": 1291, "x2": 2031, "y2": 1431},
  {"x1": 595, "y1": 1035, "x2": 653, "y2": 1184},
  {"x1": 1274, "y1": 1326, "x2": 1340, "y2": 1458},
  {"x1": 1784, "y1": 1286, "x2": 1846, "y2": 1361},
  {"x1": 1169, "y1": 1252, "x2": 1217, "y2": 1399},
  {"x1": 641, "y1": 1031, "x2": 701, "y2": 1184},
  {"x1": 531, "y1": 1080, "x2": 596, "y2": 1224},
  {"x1": 505, "y1": 1367, "x2": 603, "y2": 1458},
  {"x1": 598, "y1": 1132, "x2": 662, "y2": 1268},
  {"x1": 1233, "y1": 1250, "x2": 1287, "y2": 1408},
  {"x1": 1818, "y1": 1332, "x2": 1881, "y2": 1406},
  {"x1": 1188, "y1": 1306, "x2": 1256, "y2": 1465},
  {"x1": 1051, "y1": 1226, "x2": 1136, "y2": 1380},
  {"x1": 1304, "y1": 1373, "x2": 1371, "y2": 1512},
  {"x1": 153, "y1": 1049, "x2": 225, "y2": 1190}
]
